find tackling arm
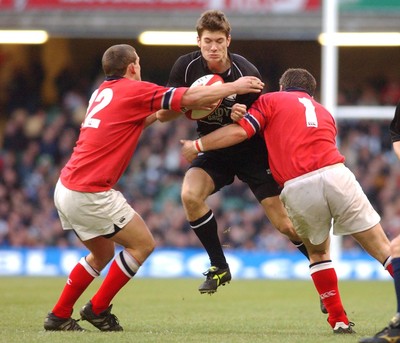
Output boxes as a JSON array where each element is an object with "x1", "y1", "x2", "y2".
[
  {"x1": 144, "y1": 112, "x2": 158, "y2": 128},
  {"x1": 156, "y1": 109, "x2": 182, "y2": 122},
  {"x1": 180, "y1": 123, "x2": 248, "y2": 162},
  {"x1": 180, "y1": 76, "x2": 263, "y2": 109}
]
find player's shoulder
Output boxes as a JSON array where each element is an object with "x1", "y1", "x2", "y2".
[
  {"x1": 170, "y1": 50, "x2": 203, "y2": 83},
  {"x1": 230, "y1": 52, "x2": 260, "y2": 76},
  {"x1": 175, "y1": 50, "x2": 202, "y2": 65},
  {"x1": 230, "y1": 53, "x2": 256, "y2": 67}
]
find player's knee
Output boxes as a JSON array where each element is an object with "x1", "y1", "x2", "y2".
[
  {"x1": 88, "y1": 252, "x2": 114, "y2": 271},
  {"x1": 136, "y1": 245, "x2": 154, "y2": 263},
  {"x1": 274, "y1": 221, "x2": 297, "y2": 239},
  {"x1": 125, "y1": 239, "x2": 155, "y2": 265},
  {"x1": 277, "y1": 225, "x2": 291, "y2": 236},
  {"x1": 141, "y1": 233, "x2": 156, "y2": 258},
  {"x1": 139, "y1": 234, "x2": 156, "y2": 257},
  {"x1": 146, "y1": 236, "x2": 156, "y2": 256},
  {"x1": 181, "y1": 188, "x2": 202, "y2": 209}
]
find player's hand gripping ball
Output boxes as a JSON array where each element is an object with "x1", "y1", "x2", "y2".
[{"x1": 184, "y1": 74, "x2": 224, "y2": 120}]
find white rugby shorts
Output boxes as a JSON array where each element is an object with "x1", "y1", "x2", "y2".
[
  {"x1": 280, "y1": 163, "x2": 380, "y2": 245},
  {"x1": 54, "y1": 179, "x2": 135, "y2": 241}
]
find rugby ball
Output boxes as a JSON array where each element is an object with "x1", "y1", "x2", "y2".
[{"x1": 185, "y1": 74, "x2": 224, "y2": 120}]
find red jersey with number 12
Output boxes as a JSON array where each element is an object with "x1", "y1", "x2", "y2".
[
  {"x1": 61, "y1": 77, "x2": 186, "y2": 192},
  {"x1": 238, "y1": 90, "x2": 345, "y2": 186}
]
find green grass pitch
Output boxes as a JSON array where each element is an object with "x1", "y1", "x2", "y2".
[{"x1": 0, "y1": 277, "x2": 394, "y2": 343}]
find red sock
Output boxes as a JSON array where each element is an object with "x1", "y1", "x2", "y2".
[
  {"x1": 384, "y1": 257, "x2": 394, "y2": 277},
  {"x1": 52, "y1": 258, "x2": 98, "y2": 318},
  {"x1": 310, "y1": 261, "x2": 348, "y2": 328},
  {"x1": 91, "y1": 250, "x2": 139, "y2": 314}
]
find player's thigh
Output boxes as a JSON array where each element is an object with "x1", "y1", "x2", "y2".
[
  {"x1": 181, "y1": 167, "x2": 215, "y2": 201},
  {"x1": 351, "y1": 223, "x2": 391, "y2": 264},
  {"x1": 260, "y1": 196, "x2": 291, "y2": 229},
  {"x1": 281, "y1": 175, "x2": 332, "y2": 245},
  {"x1": 325, "y1": 165, "x2": 380, "y2": 235}
]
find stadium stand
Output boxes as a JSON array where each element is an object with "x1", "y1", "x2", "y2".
[
  {"x1": 0, "y1": 60, "x2": 398, "y2": 251},
  {"x1": 0, "y1": 1, "x2": 398, "y2": 253}
]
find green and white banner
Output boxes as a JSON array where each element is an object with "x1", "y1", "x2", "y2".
[{"x1": 340, "y1": 0, "x2": 400, "y2": 11}]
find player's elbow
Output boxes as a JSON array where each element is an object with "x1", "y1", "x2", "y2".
[
  {"x1": 156, "y1": 110, "x2": 168, "y2": 122},
  {"x1": 156, "y1": 110, "x2": 180, "y2": 122}
]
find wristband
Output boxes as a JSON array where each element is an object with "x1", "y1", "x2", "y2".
[{"x1": 193, "y1": 139, "x2": 204, "y2": 152}]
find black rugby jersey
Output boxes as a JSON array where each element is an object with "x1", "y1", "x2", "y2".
[{"x1": 167, "y1": 50, "x2": 262, "y2": 137}]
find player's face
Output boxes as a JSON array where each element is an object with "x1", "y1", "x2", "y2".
[{"x1": 198, "y1": 30, "x2": 231, "y2": 68}]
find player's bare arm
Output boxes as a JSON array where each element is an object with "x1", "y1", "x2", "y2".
[
  {"x1": 144, "y1": 112, "x2": 158, "y2": 128},
  {"x1": 393, "y1": 141, "x2": 400, "y2": 160},
  {"x1": 180, "y1": 76, "x2": 264, "y2": 108},
  {"x1": 157, "y1": 103, "x2": 216, "y2": 122},
  {"x1": 156, "y1": 109, "x2": 182, "y2": 122},
  {"x1": 180, "y1": 123, "x2": 248, "y2": 162}
]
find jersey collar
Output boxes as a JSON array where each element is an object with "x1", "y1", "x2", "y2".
[
  {"x1": 284, "y1": 87, "x2": 312, "y2": 96},
  {"x1": 105, "y1": 75, "x2": 124, "y2": 81}
]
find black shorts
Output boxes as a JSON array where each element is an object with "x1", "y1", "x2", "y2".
[{"x1": 189, "y1": 135, "x2": 281, "y2": 202}]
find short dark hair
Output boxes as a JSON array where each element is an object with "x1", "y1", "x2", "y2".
[
  {"x1": 102, "y1": 44, "x2": 137, "y2": 77},
  {"x1": 196, "y1": 10, "x2": 231, "y2": 38},
  {"x1": 279, "y1": 68, "x2": 317, "y2": 96}
]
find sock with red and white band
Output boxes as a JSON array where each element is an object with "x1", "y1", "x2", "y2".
[
  {"x1": 384, "y1": 256, "x2": 394, "y2": 277},
  {"x1": 52, "y1": 256, "x2": 99, "y2": 318},
  {"x1": 310, "y1": 260, "x2": 348, "y2": 328},
  {"x1": 90, "y1": 250, "x2": 140, "y2": 315}
]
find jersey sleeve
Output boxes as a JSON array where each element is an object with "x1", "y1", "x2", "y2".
[
  {"x1": 237, "y1": 112, "x2": 260, "y2": 138},
  {"x1": 138, "y1": 80, "x2": 187, "y2": 113},
  {"x1": 168, "y1": 87, "x2": 188, "y2": 112},
  {"x1": 237, "y1": 97, "x2": 268, "y2": 138},
  {"x1": 390, "y1": 102, "x2": 400, "y2": 142}
]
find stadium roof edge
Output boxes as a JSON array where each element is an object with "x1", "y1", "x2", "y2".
[{"x1": 0, "y1": 11, "x2": 398, "y2": 40}]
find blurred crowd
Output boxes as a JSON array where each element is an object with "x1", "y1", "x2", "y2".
[{"x1": 0, "y1": 64, "x2": 399, "y2": 253}]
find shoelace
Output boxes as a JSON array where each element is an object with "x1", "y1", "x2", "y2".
[
  {"x1": 69, "y1": 319, "x2": 83, "y2": 330},
  {"x1": 61, "y1": 317, "x2": 83, "y2": 331},
  {"x1": 91, "y1": 311, "x2": 120, "y2": 329}
]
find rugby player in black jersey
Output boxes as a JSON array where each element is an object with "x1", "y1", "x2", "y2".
[
  {"x1": 359, "y1": 101, "x2": 400, "y2": 343},
  {"x1": 157, "y1": 9, "x2": 310, "y2": 295}
]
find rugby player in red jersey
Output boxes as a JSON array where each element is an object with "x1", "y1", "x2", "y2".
[
  {"x1": 181, "y1": 68, "x2": 394, "y2": 334},
  {"x1": 43, "y1": 43, "x2": 263, "y2": 331}
]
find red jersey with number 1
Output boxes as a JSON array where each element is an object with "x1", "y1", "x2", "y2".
[
  {"x1": 238, "y1": 90, "x2": 345, "y2": 186},
  {"x1": 61, "y1": 77, "x2": 186, "y2": 192}
]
